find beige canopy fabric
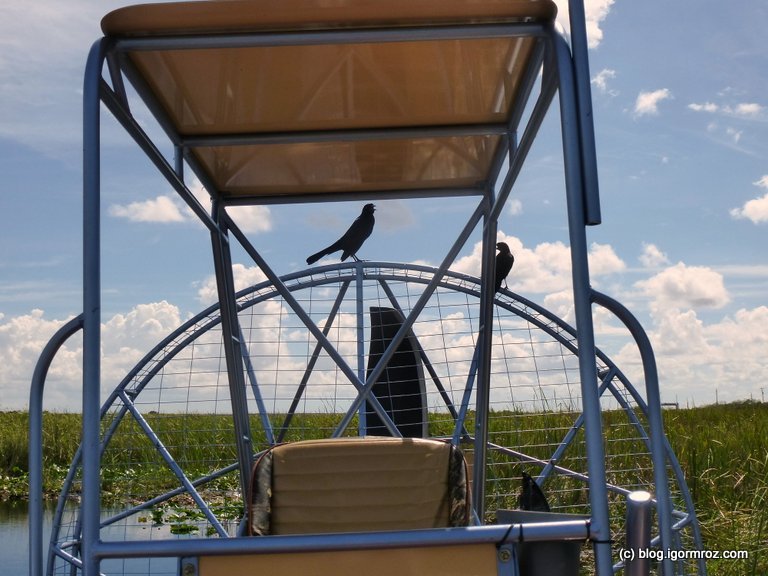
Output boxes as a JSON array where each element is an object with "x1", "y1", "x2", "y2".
[
  {"x1": 101, "y1": 0, "x2": 557, "y2": 37},
  {"x1": 102, "y1": 0, "x2": 556, "y2": 200}
]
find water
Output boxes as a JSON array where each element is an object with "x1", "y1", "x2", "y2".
[
  {"x1": 0, "y1": 501, "x2": 179, "y2": 576},
  {"x1": 0, "y1": 500, "x2": 43, "y2": 576}
]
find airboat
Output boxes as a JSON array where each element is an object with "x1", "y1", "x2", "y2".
[{"x1": 30, "y1": 1, "x2": 706, "y2": 575}]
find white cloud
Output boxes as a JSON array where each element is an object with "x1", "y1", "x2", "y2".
[
  {"x1": 102, "y1": 301, "x2": 182, "y2": 351},
  {"x1": 451, "y1": 234, "x2": 625, "y2": 296},
  {"x1": 588, "y1": 243, "x2": 626, "y2": 276},
  {"x1": 196, "y1": 264, "x2": 268, "y2": 305},
  {"x1": 591, "y1": 69, "x2": 617, "y2": 95},
  {"x1": 633, "y1": 89, "x2": 672, "y2": 117},
  {"x1": 109, "y1": 180, "x2": 273, "y2": 232},
  {"x1": 0, "y1": 301, "x2": 183, "y2": 411},
  {"x1": 728, "y1": 103, "x2": 764, "y2": 118},
  {"x1": 508, "y1": 199, "x2": 523, "y2": 216},
  {"x1": 639, "y1": 243, "x2": 670, "y2": 268},
  {"x1": 614, "y1": 305, "x2": 768, "y2": 405},
  {"x1": 2, "y1": 253, "x2": 764, "y2": 412},
  {"x1": 635, "y1": 262, "x2": 730, "y2": 313},
  {"x1": 688, "y1": 102, "x2": 719, "y2": 113},
  {"x1": 555, "y1": 0, "x2": 616, "y2": 49},
  {"x1": 186, "y1": 178, "x2": 272, "y2": 234},
  {"x1": 730, "y1": 194, "x2": 768, "y2": 224},
  {"x1": 227, "y1": 205, "x2": 273, "y2": 233},
  {"x1": 730, "y1": 176, "x2": 768, "y2": 224},
  {"x1": 109, "y1": 195, "x2": 186, "y2": 223},
  {"x1": 688, "y1": 101, "x2": 764, "y2": 119}
]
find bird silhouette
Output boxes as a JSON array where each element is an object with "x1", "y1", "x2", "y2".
[
  {"x1": 306, "y1": 203, "x2": 376, "y2": 265},
  {"x1": 518, "y1": 471, "x2": 551, "y2": 512},
  {"x1": 494, "y1": 241, "x2": 515, "y2": 292}
]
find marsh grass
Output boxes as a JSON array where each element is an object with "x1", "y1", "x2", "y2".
[{"x1": 2, "y1": 401, "x2": 766, "y2": 572}]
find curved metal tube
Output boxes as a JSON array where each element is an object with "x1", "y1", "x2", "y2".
[
  {"x1": 29, "y1": 314, "x2": 84, "y2": 576},
  {"x1": 592, "y1": 290, "x2": 675, "y2": 575}
]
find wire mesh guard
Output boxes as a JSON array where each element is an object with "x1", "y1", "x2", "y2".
[{"x1": 50, "y1": 262, "x2": 701, "y2": 575}]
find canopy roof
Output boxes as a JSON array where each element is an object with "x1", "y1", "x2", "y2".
[{"x1": 102, "y1": 0, "x2": 557, "y2": 201}]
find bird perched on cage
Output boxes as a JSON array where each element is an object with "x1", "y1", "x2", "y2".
[
  {"x1": 518, "y1": 471, "x2": 551, "y2": 512},
  {"x1": 494, "y1": 241, "x2": 515, "y2": 292},
  {"x1": 306, "y1": 203, "x2": 376, "y2": 265}
]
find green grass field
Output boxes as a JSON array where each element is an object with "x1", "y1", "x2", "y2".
[{"x1": 2, "y1": 401, "x2": 766, "y2": 573}]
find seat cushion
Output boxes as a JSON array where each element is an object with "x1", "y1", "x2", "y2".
[{"x1": 249, "y1": 437, "x2": 470, "y2": 535}]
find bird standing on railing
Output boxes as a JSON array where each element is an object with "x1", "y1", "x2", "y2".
[
  {"x1": 306, "y1": 203, "x2": 376, "y2": 265},
  {"x1": 495, "y1": 241, "x2": 515, "y2": 292}
]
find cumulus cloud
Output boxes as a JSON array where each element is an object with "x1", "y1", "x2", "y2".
[
  {"x1": 109, "y1": 195, "x2": 186, "y2": 223},
  {"x1": 109, "y1": 180, "x2": 272, "y2": 233},
  {"x1": 555, "y1": 0, "x2": 616, "y2": 49},
  {"x1": 450, "y1": 234, "x2": 625, "y2": 296},
  {"x1": 588, "y1": 243, "x2": 626, "y2": 276},
  {"x1": 730, "y1": 176, "x2": 768, "y2": 224},
  {"x1": 613, "y1": 304, "x2": 768, "y2": 405},
  {"x1": 0, "y1": 301, "x2": 184, "y2": 411},
  {"x1": 633, "y1": 89, "x2": 672, "y2": 118},
  {"x1": 227, "y1": 205, "x2": 273, "y2": 233},
  {"x1": 196, "y1": 264, "x2": 269, "y2": 305},
  {"x1": 730, "y1": 102, "x2": 764, "y2": 117},
  {"x1": 2, "y1": 251, "x2": 765, "y2": 411},
  {"x1": 639, "y1": 243, "x2": 670, "y2": 268},
  {"x1": 635, "y1": 262, "x2": 730, "y2": 313}
]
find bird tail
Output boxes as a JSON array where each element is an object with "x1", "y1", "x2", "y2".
[
  {"x1": 306, "y1": 249, "x2": 328, "y2": 265},
  {"x1": 307, "y1": 239, "x2": 345, "y2": 265}
]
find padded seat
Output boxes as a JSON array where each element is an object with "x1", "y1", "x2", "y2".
[{"x1": 248, "y1": 437, "x2": 470, "y2": 535}]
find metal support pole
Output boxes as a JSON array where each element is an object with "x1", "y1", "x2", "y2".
[
  {"x1": 554, "y1": 32, "x2": 613, "y2": 575},
  {"x1": 209, "y1": 204, "x2": 254, "y2": 499},
  {"x1": 473, "y1": 197, "x2": 496, "y2": 519},
  {"x1": 81, "y1": 38, "x2": 108, "y2": 576},
  {"x1": 625, "y1": 491, "x2": 653, "y2": 576},
  {"x1": 356, "y1": 262, "x2": 367, "y2": 435},
  {"x1": 567, "y1": 0, "x2": 601, "y2": 225}
]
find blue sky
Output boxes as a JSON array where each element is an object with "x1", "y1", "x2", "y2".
[{"x1": 1, "y1": 0, "x2": 767, "y2": 410}]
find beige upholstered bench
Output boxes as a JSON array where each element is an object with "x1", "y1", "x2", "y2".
[{"x1": 248, "y1": 436, "x2": 471, "y2": 535}]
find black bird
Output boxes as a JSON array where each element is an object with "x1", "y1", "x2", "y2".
[
  {"x1": 494, "y1": 241, "x2": 515, "y2": 292},
  {"x1": 518, "y1": 471, "x2": 551, "y2": 512},
  {"x1": 306, "y1": 203, "x2": 376, "y2": 265}
]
